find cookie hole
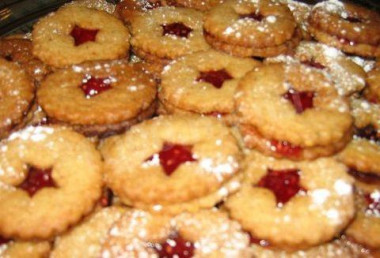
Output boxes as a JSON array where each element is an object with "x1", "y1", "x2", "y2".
[
  {"x1": 151, "y1": 232, "x2": 194, "y2": 258},
  {"x1": 18, "y1": 165, "x2": 56, "y2": 197},
  {"x1": 354, "y1": 124, "x2": 379, "y2": 144},
  {"x1": 70, "y1": 25, "x2": 99, "y2": 46},
  {"x1": 239, "y1": 12, "x2": 264, "y2": 21},
  {"x1": 145, "y1": 142, "x2": 197, "y2": 176},
  {"x1": 257, "y1": 168, "x2": 306, "y2": 207},
  {"x1": 301, "y1": 59, "x2": 325, "y2": 70},
  {"x1": 161, "y1": 23, "x2": 193, "y2": 38},
  {"x1": 196, "y1": 69, "x2": 233, "y2": 89},
  {"x1": 80, "y1": 75, "x2": 112, "y2": 98},
  {"x1": 270, "y1": 140, "x2": 302, "y2": 158},
  {"x1": 283, "y1": 88, "x2": 315, "y2": 114}
]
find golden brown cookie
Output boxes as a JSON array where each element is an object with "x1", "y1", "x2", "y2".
[
  {"x1": 308, "y1": 0, "x2": 380, "y2": 57},
  {"x1": 0, "y1": 126, "x2": 103, "y2": 239},
  {"x1": 235, "y1": 62, "x2": 353, "y2": 160},
  {"x1": 365, "y1": 66, "x2": 380, "y2": 103},
  {"x1": 32, "y1": 5, "x2": 130, "y2": 68},
  {"x1": 203, "y1": 0, "x2": 300, "y2": 57},
  {"x1": 37, "y1": 60, "x2": 157, "y2": 137},
  {"x1": 159, "y1": 50, "x2": 260, "y2": 124},
  {"x1": 101, "y1": 115, "x2": 242, "y2": 214},
  {"x1": 101, "y1": 209, "x2": 251, "y2": 257},
  {"x1": 279, "y1": 0, "x2": 312, "y2": 40},
  {"x1": 0, "y1": 239, "x2": 50, "y2": 258},
  {"x1": 0, "y1": 58, "x2": 35, "y2": 140},
  {"x1": 225, "y1": 151, "x2": 355, "y2": 251}
]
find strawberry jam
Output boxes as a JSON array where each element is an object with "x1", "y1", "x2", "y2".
[
  {"x1": 19, "y1": 166, "x2": 56, "y2": 197},
  {"x1": 80, "y1": 76, "x2": 112, "y2": 98},
  {"x1": 283, "y1": 88, "x2": 315, "y2": 114},
  {"x1": 354, "y1": 124, "x2": 379, "y2": 144},
  {"x1": 152, "y1": 233, "x2": 194, "y2": 258},
  {"x1": 364, "y1": 192, "x2": 380, "y2": 215},
  {"x1": 239, "y1": 13, "x2": 264, "y2": 21},
  {"x1": 162, "y1": 23, "x2": 192, "y2": 38},
  {"x1": 196, "y1": 69, "x2": 232, "y2": 89},
  {"x1": 301, "y1": 59, "x2": 325, "y2": 70},
  {"x1": 70, "y1": 25, "x2": 99, "y2": 46},
  {"x1": 257, "y1": 168, "x2": 305, "y2": 206},
  {"x1": 270, "y1": 140, "x2": 302, "y2": 158},
  {"x1": 146, "y1": 142, "x2": 197, "y2": 175}
]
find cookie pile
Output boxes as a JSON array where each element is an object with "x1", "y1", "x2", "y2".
[{"x1": 0, "y1": 0, "x2": 379, "y2": 257}]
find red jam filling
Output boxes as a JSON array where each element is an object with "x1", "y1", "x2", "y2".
[
  {"x1": 153, "y1": 233, "x2": 194, "y2": 258},
  {"x1": 18, "y1": 166, "x2": 56, "y2": 197},
  {"x1": 364, "y1": 192, "x2": 380, "y2": 215},
  {"x1": 70, "y1": 25, "x2": 99, "y2": 46},
  {"x1": 99, "y1": 188, "x2": 114, "y2": 207},
  {"x1": 146, "y1": 142, "x2": 197, "y2": 176},
  {"x1": 196, "y1": 69, "x2": 233, "y2": 89},
  {"x1": 80, "y1": 76, "x2": 112, "y2": 98},
  {"x1": 354, "y1": 124, "x2": 379, "y2": 144},
  {"x1": 301, "y1": 59, "x2": 325, "y2": 70},
  {"x1": 348, "y1": 168, "x2": 380, "y2": 184},
  {"x1": 239, "y1": 12, "x2": 264, "y2": 21},
  {"x1": 270, "y1": 140, "x2": 302, "y2": 158},
  {"x1": 0, "y1": 236, "x2": 11, "y2": 246},
  {"x1": 283, "y1": 88, "x2": 315, "y2": 114},
  {"x1": 247, "y1": 233, "x2": 270, "y2": 247},
  {"x1": 162, "y1": 23, "x2": 192, "y2": 38},
  {"x1": 257, "y1": 168, "x2": 305, "y2": 206}
]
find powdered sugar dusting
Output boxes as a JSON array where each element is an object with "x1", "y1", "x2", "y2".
[{"x1": 8, "y1": 126, "x2": 54, "y2": 142}]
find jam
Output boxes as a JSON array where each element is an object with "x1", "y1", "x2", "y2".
[
  {"x1": 270, "y1": 140, "x2": 302, "y2": 158},
  {"x1": 354, "y1": 124, "x2": 379, "y2": 144},
  {"x1": 196, "y1": 69, "x2": 232, "y2": 89},
  {"x1": 19, "y1": 166, "x2": 56, "y2": 197},
  {"x1": 162, "y1": 23, "x2": 192, "y2": 38},
  {"x1": 70, "y1": 25, "x2": 99, "y2": 46},
  {"x1": 80, "y1": 76, "x2": 112, "y2": 98},
  {"x1": 152, "y1": 233, "x2": 194, "y2": 258},
  {"x1": 239, "y1": 13, "x2": 264, "y2": 21},
  {"x1": 283, "y1": 88, "x2": 315, "y2": 114}
]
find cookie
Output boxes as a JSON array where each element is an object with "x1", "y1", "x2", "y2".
[
  {"x1": 37, "y1": 60, "x2": 157, "y2": 137},
  {"x1": 279, "y1": 0, "x2": 312, "y2": 40},
  {"x1": 0, "y1": 38, "x2": 50, "y2": 83},
  {"x1": 130, "y1": 6, "x2": 210, "y2": 77},
  {"x1": 159, "y1": 50, "x2": 260, "y2": 124},
  {"x1": 0, "y1": 58, "x2": 35, "y2": 140},
  {"x1": 203, "y1": 0, "x2": 300, "y2": 57},
  {"x1": 116, "y1": 0, "x2": 169, "y2": 24},
  {"x1": 0, "y1": 239, "x2": 50, "y2": 258},
  {"x1": 32, "y1": 5, "x2": 130, "y2": 68},
  {"x1": 101, "y1": 209, "x2": 251, "y2": 257},
  {"x1": 0, "y1": 126, "x2": 103, "y2": 239},
  {"x1": 235, "y1": 62, "x2": 353, "y2": 160},
  {"x1": 101, "y1": 115, "x2": 242, "y2": 214},
  {"x1": 338, "y1": 98, "x2": 380, "y2": 177},
  {"x1": 308, "y1": 0, "x2": 380, "y2": 57},
  {"x1": 51, "y1": 207, "x2": 126, "y2": 258},
  {"x1": 225, "y1": 151, "x2": 355, "y2": 250},
  {"x1": 365, "y1": 66, "x2": 380, "y2": 103}
]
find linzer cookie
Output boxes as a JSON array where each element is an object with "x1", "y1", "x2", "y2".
[
  {"x1": 294, "y1": 42, "x2": 366, "y2": 96},
  {"x1": 0, "y1": 58, "x2": 35, "y2": 140},
  {"x1": 345, "y1": 181, "x2": 380, "y2": 250},
  {"x1": 159, "y1": 50, "x2": 260, "y2": 124},
  {"x1": 101, "y1": 115, "x2": 242, "y2": 214},
  {"x1": 130, "y1": 6, "x2": 210, "y2": 77},
  {"x1": 0, "y1": 38, "x2": 50, "y2": 83},
  {"x1": 0, "y1": 239, "x2": 51, "y2": 258},
  {"x1": 308, "y1": 0, "x2": 380, "y2": 57},
  {"x1": 37, "y1": 60, "x2": 157, "y2": 137},
  {"x1": 225, "y1": 151, "x2": 355, "y2": 250},
  {"x1": 235, "y1": 62, "x2": 353, "y2": 160},
  {"x1": 32, "y1": 5, "x2": 130, "y2": 68},
  {"x1": 101, "y1": 209, "x2": 251, "y2": 257},
  {"x1": 203, "y1": 0, "x2": 301, "y2": 57},
  {"x1": 0, "y1": 126, "x2": 103, "y2": 239},
  {"x1": 51, "y1": 207, "x2": 126, "y2": 258},
  {"x1": 338, "y1": 98, "x2": 380, "y2": 178}
]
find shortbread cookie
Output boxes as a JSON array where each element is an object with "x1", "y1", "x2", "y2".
[
  {"x1": 101, "y1": 209, "x2": 251, "y2": 257},
  {"x1": 0, "y1": 58, "x2": 35, "y2": 140},
  {"x1": 204, "y1": 0, "x2": 300, "y2": 57},
  {"x1": 32, "y1": 5, "x2": 130, "y2": 67},
  {"x1": 0, "y1": 126, "x2": 103, "y2": 239},
  {"x1": 225, "y1": 151, "x2": 355, "y2": 250},
  {"x1": 159, "y1": 50, "x2": 260, "y2": 124},
  {"x1": 235, "y1": 62, "x2": 352, "y2": 160},
  {"x1": 101, "y1": 115, "x2": 242, "y2": 214},
  {"x1": 308, "y1": 0, "x2": 380, "y2": 57},
  {"x1": 51, "y1": 207, "x2": 126, "y2": 258},
  {"x1": 37, "y1": 60, "x2": 157, "y2": 137}
]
